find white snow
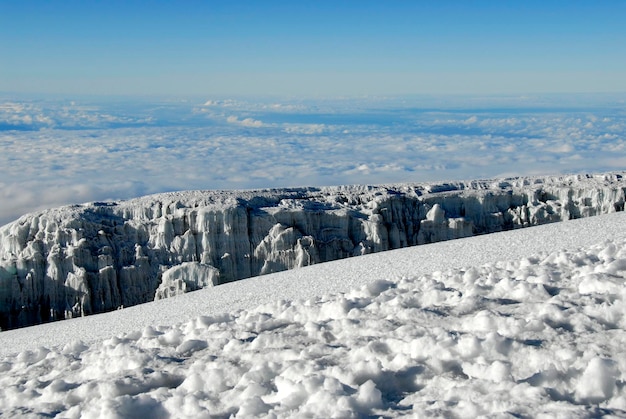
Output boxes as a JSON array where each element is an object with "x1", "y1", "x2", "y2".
[{"x1": 1, "y1": 211, "x2": 626, "y2": 417}]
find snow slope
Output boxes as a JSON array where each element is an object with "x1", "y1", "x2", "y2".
[
  {"x1": 1, "y1": 172, "x2": 625, "y2": 330},
  {"x1": 1, "y1": 211, "x2": 626, "y2": 417}
]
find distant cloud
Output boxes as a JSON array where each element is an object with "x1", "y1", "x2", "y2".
[
  {"x1": 226, "y1": 115, "x2": 265, "y2": 127},
  {"x1": 0, "y1": 102, "x2": 54, "y2": 128},
  {"x1": 1, "y1": 95, "x2": 625, "y2": 226},
  {"x1": 200, "y1": 99, "x2": 245, "y2": 108},
  {"x1": 0, "y1": 101, "x2": 153, "y2": 130},
  {"x1": 548, "y1": 143, "x2": 575, "y2": 153},
  {"x1": 265, "y1": 103, "x2": 306, "y2": 111},
  {"x1": 283, "y1": 124, "x2": 326, "y2": 134}
]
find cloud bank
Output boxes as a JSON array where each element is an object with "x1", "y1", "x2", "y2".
[{"x1": 1, "y1": 95, "x2": 625, "y2": 226}]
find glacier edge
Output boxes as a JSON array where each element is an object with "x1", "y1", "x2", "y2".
[{"x1": 1, "y1": 172, "x2": 625, "y2": 330}]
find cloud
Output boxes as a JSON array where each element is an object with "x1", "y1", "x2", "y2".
[
  {"x1": 200, "y1": 99, "x2": 245, "y2": 108},
  {"x1": 1, "y1": 95, "x2": 624, "y2": 226},
  {"x1": 548, "y1": 143, "x2": 575, "y2": 153},
  {"x1": 265, "y1": 103, "x2": 306, "y2": 111},
  {"x1": 0, "y1": 100, "x2": 155, "y2": 130},
  {"x1": 226, "y1": 115, "x2": 265, "y2": 127},
  {"x1": 282, "y1": 123, "x2": 327, "y2": 134},
  {"x1": 0, "y1": 102, "x2": 55, "y2": 129}
]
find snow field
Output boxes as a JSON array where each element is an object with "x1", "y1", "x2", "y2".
[{"x1": 2, "y1": 221, "x2": 626, "y2": 417}]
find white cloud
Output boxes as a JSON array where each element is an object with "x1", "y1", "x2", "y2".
[
  {"x1": 0, "y1": 100, "x2": 154, "y2": 129},
  {"x1": 282, "y1": 123, "x2": 326, "y2": 134},
  {"x1": 241, "y1": 118, "x2": 264, "y2": 127},
  {"x1": 548, "y1": 143, "x2": 575, "y2": 153},
  {"x1": 201, "y1": 99, "x2": 244, "y2": 108},
  {"x1": 1, "y1": 95, "x2": 625, "y2": 226},
  {"x1": 226, "y1": 115, "x2": 265, "y2": 127}
]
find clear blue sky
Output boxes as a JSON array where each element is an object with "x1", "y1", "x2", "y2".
[{"x1": 1, "y1": 0, "x2": 625, "y2": 97}]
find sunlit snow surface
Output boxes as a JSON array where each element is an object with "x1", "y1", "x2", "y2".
[
  {"x1": 1, "y1": 94, "x2": 626, "y2": 225},
  {"x1": 1, "y1": 212, "x2": 626, "y2": 417}
]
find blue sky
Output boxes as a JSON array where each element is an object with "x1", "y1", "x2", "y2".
[{"x1": 1, "y1": 1, "x2": 625, "y2": 97}]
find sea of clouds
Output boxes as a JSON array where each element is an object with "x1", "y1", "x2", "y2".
[{"x1": 1, "y1": 94, "x2": 625, "y2": 226}]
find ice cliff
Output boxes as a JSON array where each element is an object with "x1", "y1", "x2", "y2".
[{"x1": 1, "y1": 172, "x2": 625, "y2": 330}]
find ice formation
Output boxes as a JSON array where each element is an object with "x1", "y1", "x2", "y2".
[{"x1": 1, "y1": 172, "x2": 625, "y2": 329}]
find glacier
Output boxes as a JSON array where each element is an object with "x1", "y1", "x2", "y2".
[{"x1": 1, "y1": 172, "x2": 625, "y2": 330}]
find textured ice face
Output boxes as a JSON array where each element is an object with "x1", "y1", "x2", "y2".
[{"x1": 0, "y1": 172, "x2": 625, "y2": 329}]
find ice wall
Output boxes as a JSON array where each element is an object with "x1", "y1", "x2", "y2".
[{"x1": 1, "y1": 173, "x2": 625, "y2": 330}]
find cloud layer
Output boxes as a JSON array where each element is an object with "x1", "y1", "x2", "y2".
[{"x1": 1, "y1": 95, "x2": 625, "y2": 225}]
